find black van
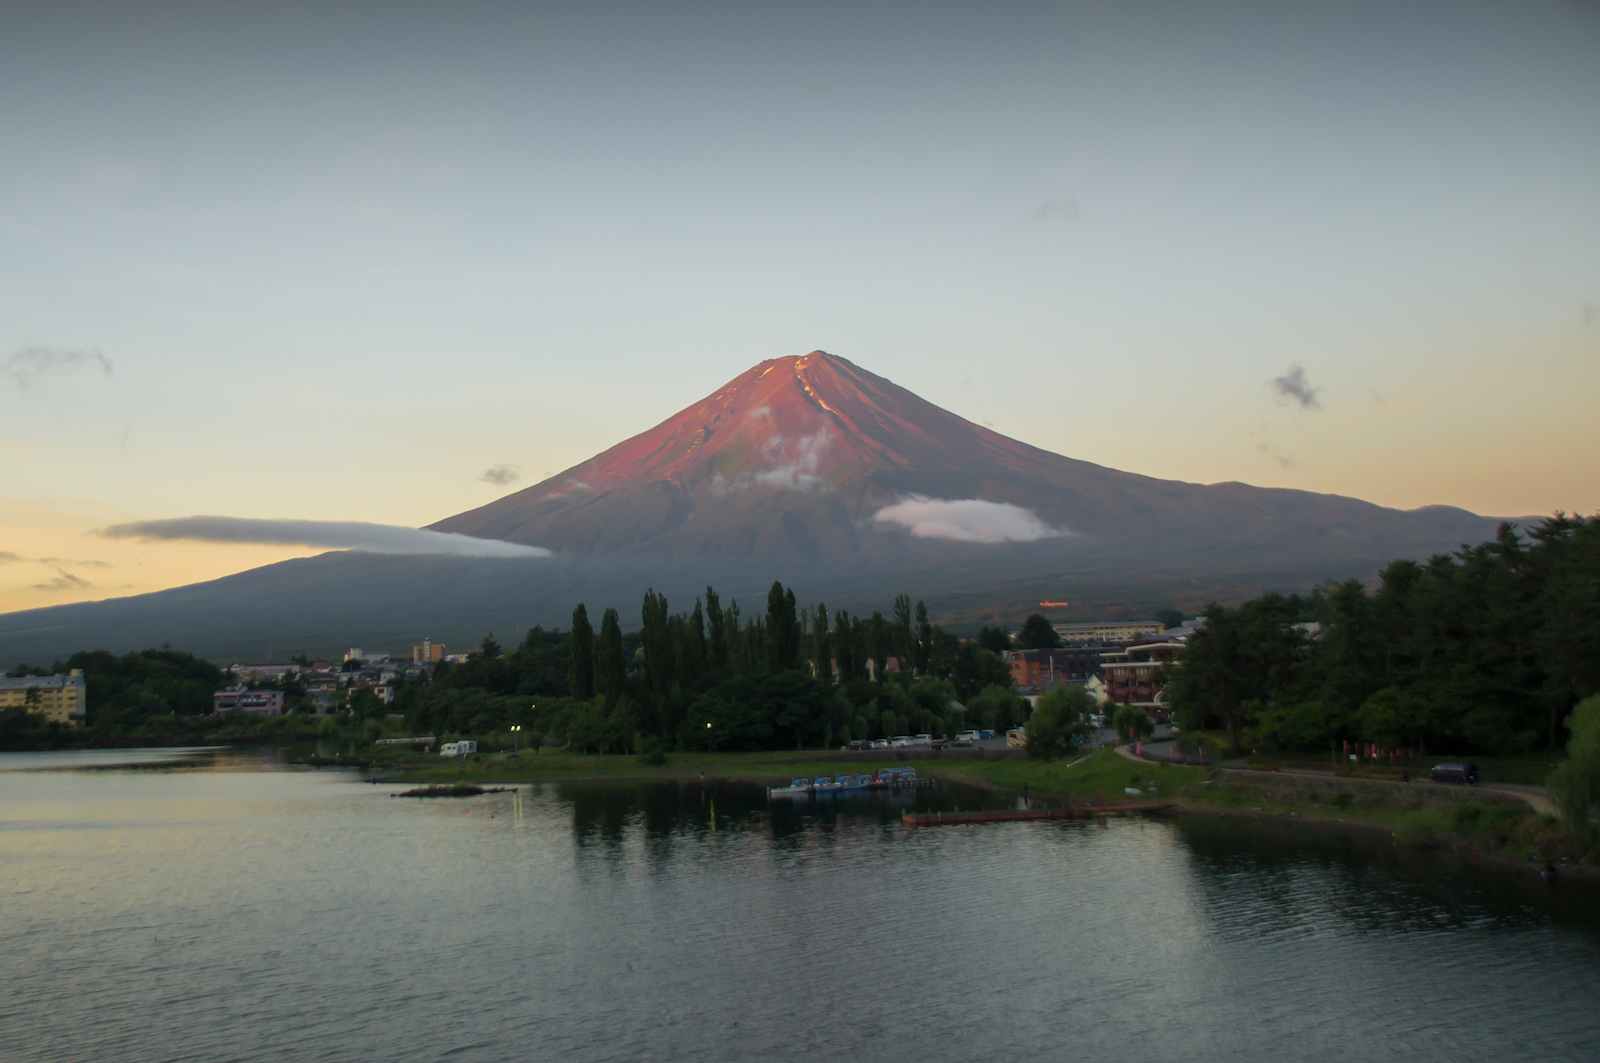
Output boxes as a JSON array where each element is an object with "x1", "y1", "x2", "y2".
[{"x1": 1430, "y1": 762, "x2": 1480, "y2": 785}]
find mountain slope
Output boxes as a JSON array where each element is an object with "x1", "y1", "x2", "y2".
[
  {"x1": 0, "y1": 351, "x2": 1509, "y2": 660},
  {"x1": 433, "y1": 351, "x2": 1496, "y2": 567}
]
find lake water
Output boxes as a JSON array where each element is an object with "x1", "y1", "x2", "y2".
[{"x1": 2, "y1": 750, "x2": 1597, "y2": 1062}]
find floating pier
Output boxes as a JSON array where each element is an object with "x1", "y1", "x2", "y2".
[{"x1": 901, "y1": 802, "x2": 1171, "y2": 827}]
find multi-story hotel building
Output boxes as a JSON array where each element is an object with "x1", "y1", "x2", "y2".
[
  {"x1": 0, "y1": 670, "x2": 87, "y2": 726},
  {"x1": 1099, "y1": 641, "x2": 1185, "y2": 711},
  {"x1": 1051, "y1": 621, "x2": 1166, "y2": 645}
]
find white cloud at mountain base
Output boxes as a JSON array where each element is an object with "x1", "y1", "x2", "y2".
[
  {"x1": 100, "y1": 517, "x2": 551, "y2": 558},
  {"x1": 871, "y1": 496, "x2": 1067, "y2": 544}
]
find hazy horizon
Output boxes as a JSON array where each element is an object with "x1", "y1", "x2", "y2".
[{"x1": 3, "y1": 0, "x2": 1598, "y2": 613}]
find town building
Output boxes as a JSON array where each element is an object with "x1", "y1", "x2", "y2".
[
  {"x1": 1098, "y1": 640, "x2": 1185, "y2": 711},
  {"x1": 412, "y1": 639, "x2": 445, "y2": 663},
  {"x1": 1052, "y1": 621, "x2": 1165, "y2": 645},
  {"x1": 0, "y1": 670, "x2": 87, "y2": 726},
  {"x1": 1004, "y1": 646, "x2": 1111, "y2": 690},
  {"x1": 211, "y1": 688, "x2": 285, "y2": 716},
  {"x1": 230, "y1": 663, "x2": 299, "y2": 684},
  {"x1": 345, "y1": 649, "x2": 392, "y2": 664}
]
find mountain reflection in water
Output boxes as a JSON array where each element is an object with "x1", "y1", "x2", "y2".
[{"x1": 1, "y1": 761, "x2": 1596, "y2": 1063}]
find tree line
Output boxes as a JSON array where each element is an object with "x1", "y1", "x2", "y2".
[
  {"x1": 401, "y1": 582, "x2": 1023, "y2": 752},
  {"x1": 1163, "y1": 515, "x2": 1600, "y2": 756}
]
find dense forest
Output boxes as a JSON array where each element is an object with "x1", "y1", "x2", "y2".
[
  {"x1": 1163, "y1": 514, "x2": 1600, "y2": 756},
  {"x1": 399, "y1": 584, "x2": 1022, "y2": 753},
  {"x1": 1, "y1": 648, "x2": 228, "y2": 748},
  {"x1": 9, "y1": 514, "x2": 1597, "y2": 765}
]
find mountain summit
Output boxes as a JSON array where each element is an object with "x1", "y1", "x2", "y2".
[
  {"x1": 433, "y1": 350, "x2": 1493, "y2": 569},
  {"x1": 0, "y1": 351, "x2": 1507, "y2": 660}
]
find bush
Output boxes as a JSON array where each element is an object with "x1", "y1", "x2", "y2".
[
  {"x1": 636, "y1": 735, "x2": 667, "y2": 766},
  {"x1": 1329, "y1": 791, "x2": 1353, "y2": 808},
  {"x1": 1396, "y1": 811, "x2": 1444, "y2": 847},
  {"x1": 1452, "y1": 801, "x2": 1525, "y2": 842},
  {"x1": 1025, "y1": 685, "x2": 1096, "y2": 760}
]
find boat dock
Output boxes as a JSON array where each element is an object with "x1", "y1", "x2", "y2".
[{"x1": 901, "y1": 801, "x2": 1171, "y2": 827}]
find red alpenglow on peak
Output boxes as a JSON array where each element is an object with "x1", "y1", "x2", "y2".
[
  {"x1": 431, "y1": 350, "x2": 1500, "y2": 564},
  {"x1": 541, "y1": 351, "x2": 1044, "y2": 499}
]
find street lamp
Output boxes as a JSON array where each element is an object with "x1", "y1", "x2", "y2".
[{"x1": 511, "y1": 724, "x2": 521, "y2": 753}]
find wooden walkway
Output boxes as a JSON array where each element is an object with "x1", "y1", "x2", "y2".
[{"x1": 902, "y1": 802, "x2": 1172, "y2": 827}]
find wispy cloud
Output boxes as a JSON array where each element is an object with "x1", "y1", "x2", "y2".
[
  {"x1": 0, "y1": 552, "x2": 21, "y2": 564},
  {"x1": 1269, "y1": 364, "x2": 1321, "y2": 409},
  {"x1": 39, "y1": 557, "x2": 113, "y2": 568},
  {"x1": 872, "y1": 496, "x2": 1067, "y2": 544},
  {"x1": 7, "y1": 346, "x2": 113, "y2": 390},
  {"x1": 1256, "y1": 442, "x2": 1298, "y2": 469},
  {"x1": 713, "y1": 427, "x2": 834, "y2": 494},
  {"x1": 746, "y1": 405, "x2": 772, "y2": 420},
  {"x1": 33, "y1": 569, "x2": 92, "y2": 592},
  {"x1": 477, "y1": 464, "x2": 521, "y2": 486},
  {"x1": 99, "y1": 517, "x2": 551, "y2": 558},
  {"x1": 540, "y1": 480, "x2": 591, "y2": 501}
]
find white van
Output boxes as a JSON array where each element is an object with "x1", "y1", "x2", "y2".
[{"x1": 440, "y1": 740, "x2": 477, "y2": 757}]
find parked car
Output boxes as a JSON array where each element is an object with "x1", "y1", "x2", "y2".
[
  {"x1": 1006, "y1": 728, "x2": 1027, "y2": 749},
  {"x1": 890, "y1": 735, "x2": 913, "y2": 748},
  {"x1": 979, "y1": 729, "x2": 995, "y2": 740},
  {"x1": 913, "y1": 734, "x2": 934, "y2": 747},
  {"x1": 1430, "y1": 762, "x2": 1480, "y2": 785},
  {"x1": 955, "y1": 730, "x2": 980, "y2": 743}
]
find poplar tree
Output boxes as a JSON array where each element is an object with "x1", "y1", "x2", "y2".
[
  {"x1": 869, "y1": 611, "x2": 889, "y2": 682},
  {"x1": 568, "y1": 603, "x2": 596, "y2": 700},
  {"x1": 891, "y1": 594, "x2": 915, "y2": 668},
  {"x1": 705, "y1": 587, "x2": 727, "y2": 670},
  {"x1": 833, "y1": 609, "x2": 855, "y2": 680},
  {"x1": 811, "y1": 602, "x2": 831, "y2": 681},
  {"x1": 915, "y1": 600, "x2": 932, "y2": 675},
  {"x1": 595, "y1": 607, "x2": 626, "y2": 703},
  {"x1": 765, "y1": 581, "x2": 801, "y2": 673}
]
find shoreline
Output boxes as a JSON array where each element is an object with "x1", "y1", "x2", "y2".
[{"x1": 390, "y1": 760, "x2": 1596, "y2": 883}]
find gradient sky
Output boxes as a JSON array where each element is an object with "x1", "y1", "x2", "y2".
[{"x1": 3, "y1": 0, "x2": 1598, "y2": 612}]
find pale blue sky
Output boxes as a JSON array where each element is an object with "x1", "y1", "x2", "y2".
[{"x1": 2, "y1": 0, "x2": 1598, "y2": 608}]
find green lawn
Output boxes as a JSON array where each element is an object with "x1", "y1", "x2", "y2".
[
  {"x1": 384, "y1": 745, "x2": 1210, "y2": 801},
  {"x1": 935, "y1": 748, "x2": 1214, "y2": 801}
]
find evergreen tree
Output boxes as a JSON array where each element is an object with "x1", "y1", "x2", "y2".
[
  {"x1": 1015, "y1": 613, "x2": 1062, "y2": 649},
  {"x1": 568, "y1": 603, "x2": 596, "y2": 700}
]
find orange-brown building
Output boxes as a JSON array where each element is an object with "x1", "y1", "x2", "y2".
[{"x1": 1004, "y1": 647, "x2": 1108, "y2": 690}]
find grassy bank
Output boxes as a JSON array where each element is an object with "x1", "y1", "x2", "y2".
[
  {"x1": 375, "y1": 744, "x2": 1593, "y2": 872},
  {"x1": 1183, "y1": 770, "x2": 1592, "y2": 868},
  {"x1": 384, "y1": 745, "x2": 1211, "y2": 802},
  {"x1": 1181, "y1": 730, "x2": 1564, "y2": 785}
]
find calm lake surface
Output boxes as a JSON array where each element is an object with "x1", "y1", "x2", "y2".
[{"x1": 2, "y1": 750, "x2": 1597, "y2": 1062}]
